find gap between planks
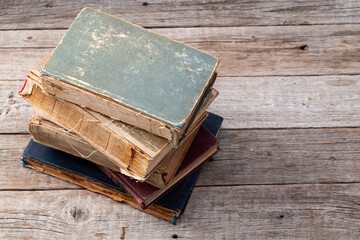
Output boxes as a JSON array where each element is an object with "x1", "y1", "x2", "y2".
[
  {"x1": 2, "y1": 22, "x2": 360, "y2": 32},
  {"x1": 3, "y1": 181, "x2": 360, "y2": 193},
  {"x1": 2, "y1": 184, "x2": 360, "y2": 239},
  {"x1": 3, "y1": 127, "x2": 360, "y2": 190},
  {"x1": 2, "y1": 74, "x2": 360, "y2": 131},
  {"x1": 1, "y1": 0, "x2": 360, "y2": 29},
  {"x1": 2, "y1": 24, "x2": 360, "y2": 79}
]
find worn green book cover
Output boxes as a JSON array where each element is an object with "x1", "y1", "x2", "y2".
[{"x1": 41, "y1": 7, "x2": 218, "y2": 131}]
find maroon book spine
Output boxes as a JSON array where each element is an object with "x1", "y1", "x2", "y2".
[{"x1": 97, "y1": 165, "x2": 158, "y2": 209}]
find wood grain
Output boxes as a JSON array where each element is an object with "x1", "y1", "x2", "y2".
[
  {"x1": 198, "y1": 128, "x2": 360, "y2": 186},
  {"x1": 1, "y1": 1, "x2": 360, "y2": 238},
  {"x1": 1, "y1": 0, "x2": 360, "y2": 30},
  {"x1": 0, "y1": 81, "x2": 33, "y2": 134},
  {"x1": 2, "y1": 75, "x2": 360, "y2": 133},
  {"x1": 2, "y1": 127, "x2": 360, "y2": 190},
  {"x1": 1, "y1": 184, "x2": 360, "y2": 239},
  {"x1": 209, "y1": 75, "x2": 360, "y2": 129},
  {"x1": 0, "y1": 135, "x2": 80, "y2": 190},
  {"x1": 2, "y1": 24, "x2": 360, "y2": 79}
]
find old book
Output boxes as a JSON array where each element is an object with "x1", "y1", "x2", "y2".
[
  {"x1": 20, "y1": 74, "x2": 217, "y2": 180},
  {"x1": 40, "y1": 7, "x2": 219, "y2": 145},
  {"x1": 20, "y1": 78, "x2": 207, "y2": 181},
  {"x1": 22, "y1": 140, "x2": 187, "y2": 224},
  {"x1": 21, "y1": 113, "x2": 223, "y2": 224},
  {"x1": 99, "y1": 123, "x2": 219, "y2": 208},
  {"x1": 29, "y1": 53, "x2": 217, "y2": 146},
  {"x1": 28, "y1": 113, "x2": 198, "y2": 188}
]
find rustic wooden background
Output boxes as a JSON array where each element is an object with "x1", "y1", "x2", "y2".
[{"x1": 1, "y1": 0, "x2": 360, "y2": 239}]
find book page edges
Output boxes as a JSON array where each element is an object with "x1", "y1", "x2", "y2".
[
  {"x1": 141, "y1": 111, "x2": 207, "y2": 179},
  {"x1": 20, "y1": 79, "x2": 152, "y2": 179},
  {"x1": 40, "y1": 73, "x2": 174, "y2": 141},
  {"x1": 178, "y1": 71, "x2": 217, "y2": 140},
  {"x1": 40, "y1": 69, "x2": 217, "y2": 131},
  {"x1": 28, "y1": 115, "x2": 121, "y2": 172},
  {"x1": 150, "y1": 123, "x2": 200, "y2": 186},
  {"x1": 144, "y1": 141, "x2": 219, "y2": 207},
  {"x1": 28, "y1": 115, "x2": 189, "y2": 188},
  {"x1": 36, "y1": 71, "x2": 170, "y2": 159}
]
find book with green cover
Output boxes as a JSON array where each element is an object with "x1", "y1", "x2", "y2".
[{"x1": 40, "y1": 7, "x2": 218, "y2": 145}]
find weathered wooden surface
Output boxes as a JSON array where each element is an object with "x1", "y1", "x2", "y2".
[
  {"x1": 2, "y1": 24, "x2": 360, "y2": 79},
  {"x1": 2, "y1": 76, "x2": 360, "y2": 133},
  {"x1": 0, "y1": 81, "x2": 33, "y2": 134},
  {"x1": 2, "y1": 128, "x2": 360, "y2": 190},
  {"x1": 0, "y1": 135, "x2": 79, "y2": 190},
  {"x1": 2, "y1": 184, "x2": 360, "y2": 239},
  {"x1": 199, "y1": 128, "x2": 360, "y2": 185},
  {"x1": 1, "y1": 0, "x2": 360, "y2": 239},
  {"x1": 1, "y1": 0, "x2": 360, "y2": 29}
]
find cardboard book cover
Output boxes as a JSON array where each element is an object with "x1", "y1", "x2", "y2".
[{"x1": 40, "y1": 7, "x2": 219, "y2": 144}]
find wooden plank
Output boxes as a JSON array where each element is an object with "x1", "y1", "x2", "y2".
[
  {"x1": 197, "y1": 128, "x2": 360, "y2": 186},
  {"x1": 0, "y1": 81, "x2": 33, "y2": 134},
  {"x1": 2, "y1": 127, "x2": 360, "y2": 190},
  {"x1": 2, "y1": 74, "x2": 360, "y2": 132},
  {"x1": 0, "y1": 134, "x2": 80, "y2": 190},
  {"x1": 0, "y1": 29, "x2": 66, "y2": 48},
  {"x1": 1, "y1": 0, "x2": 360, "y2": 30},
  {"x1": 0, "y1": 49, "x2": 47, "y2": 81},
  {"x1": 2, "y1": 24, "x2": 360, "y2": 79},
  {"x1": 1, "y1": 184, "x2": 360, "y2": 239},
  {"x1": 208, "y1": 75, "x2": 360, "y2": 129}
]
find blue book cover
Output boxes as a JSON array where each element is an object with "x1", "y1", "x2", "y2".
[
  {"x1": 21, "y1": 113, "x2": 223, "y2": 224},
  {"x1": 41, "y1": 8, "x2": 219, "y2": 130}
]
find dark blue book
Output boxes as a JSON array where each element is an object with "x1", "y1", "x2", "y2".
[{"x1": 21, "y1": 113, "x2": 223, "y2": 224}]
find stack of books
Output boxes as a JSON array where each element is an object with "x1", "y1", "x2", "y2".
[{"x1": 19, "y1": 8, "x2": 222, "y2": 224}]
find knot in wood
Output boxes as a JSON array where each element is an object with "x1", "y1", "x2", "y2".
[{"x1": 67, "y1": 205, "x2": 90, "y2": 222}]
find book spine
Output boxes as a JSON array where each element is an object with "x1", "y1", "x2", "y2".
[
  {"x1": 27, "y1": 116, "x2": 121, "y2": 172},
  {"x1": 27, "y1": 115, "x2": 180, "y2": 188},
  {"x1": 146, "y1": 123, "x2": 201, "y2": 188},
  {"x1": 40, "y1": 74, "x2": 178, "y2": 142},
  {"x1": 20, "y1": 79, "x2": 151, "y2": 179},
  {"x1": 97, "y1": 165, "x2": 146, "y2": 209},
  {"x1": 179, "y1": 72, "x2": 217, "y2": 141}
]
